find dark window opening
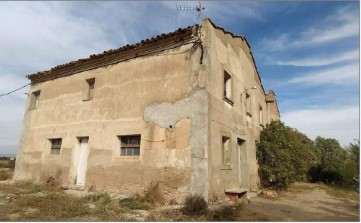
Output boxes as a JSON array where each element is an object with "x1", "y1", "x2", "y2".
[
  {"x1": 50, "y1": 138, "x2": 62, "y2": 155},
  {"x1": 120, "y1": 135, "x2": 141, "y2": 156}
]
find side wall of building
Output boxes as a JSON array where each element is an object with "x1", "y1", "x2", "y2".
[
  {"x1": 14, "y1": 43, "x2": 208, "y2": 201},
  {"x1": 201, "y1": 19, "x2": 279, "y2": 201}
]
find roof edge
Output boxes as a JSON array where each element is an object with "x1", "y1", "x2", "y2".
[
  {"x1": 203, "y1": 18, "x2": 266, "y2": 95},
  {"x1": 28, "y1": 24, "x2": 200, "y2": 84}
]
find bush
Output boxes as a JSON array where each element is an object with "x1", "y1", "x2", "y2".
[
  {"x1": 257, "y1": 121, "x2": 319, "y2": 189},
  {"x1": 182, "y1": 195, "x2": 208, "y2": 216},
  {"x1": 208, "y1": 205, "x2": 241, "y2": 221}
]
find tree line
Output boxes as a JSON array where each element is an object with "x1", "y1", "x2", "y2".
[{"x1": 257, "y1": 120, "x2": 359, "y2": 190}]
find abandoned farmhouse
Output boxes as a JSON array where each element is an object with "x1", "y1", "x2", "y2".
[{"x1": 14, "y1": 18, "x2": 280, "y2": 201}]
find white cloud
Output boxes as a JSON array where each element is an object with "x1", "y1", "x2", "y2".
[
  {"x1": 0, "y1": 2, "x2": 114, "y2": 73},
  {"x1": 287, "y1": 63, "x2": 359, "y2": 85},
  {"x1": 258, "y1": 5, "x2": 359, "y2": 52},
  {"x1": 277, "y1": 49, "x2": 359, "y2": 67},
  {"x1": 282, "y1": 106, "x2": 359, "y2": 146}
]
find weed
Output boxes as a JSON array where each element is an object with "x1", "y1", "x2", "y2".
[
  {"x1": 208, "y1": 205, "x2": 238, "y2": 221},
  {"x1": 181, "y1": 194, "x2": 208, "y2": 216},
  {"x1": 15, "y1": 192, "x2": 90, "y2": 220},
  {"x1": 0, "y1": 171, "x2": 11, "y2": 181},
  {"x1": 119, "y1": 197, "x2": 149, "y2": 210},
  {"x1": 84, "y1": 192, "x2": 111, "y2": 205},
  {"x1": 143, "y1": 181, "x2": 165, "y2": 205},
  {"x1": 169, "y1": 198, "x2": 178, "y2": 205}
]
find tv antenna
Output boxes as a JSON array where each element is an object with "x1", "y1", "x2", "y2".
[{"x1": 176, "y1": 1, "x2": 206, "y2": 19}]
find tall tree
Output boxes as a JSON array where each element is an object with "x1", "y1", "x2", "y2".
[{"x1": 257, "y1": 121, "x2": 318, "y2": 189}]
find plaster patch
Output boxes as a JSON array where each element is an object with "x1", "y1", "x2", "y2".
[{"x1": 143, "y1": 89, "x2": 209, "y2": 198}]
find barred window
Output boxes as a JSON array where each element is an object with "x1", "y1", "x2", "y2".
[
  {"x1": 120, "y1": 135, "x2": 140, "y2": 156},
  {"x1": 50, "y1": 138, "x2": 62, "y2": 155}
]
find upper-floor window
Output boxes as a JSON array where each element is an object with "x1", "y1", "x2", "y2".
[
  {"x1": 246, "y1": 93, "x2": 251, "y2": 117},
  {"x1": 223, "y1": 71, "x2": 233, "y2": 105},
  {"x1": 29, "y1": 90, "x2": 41, "y2": 109},
  {"x1": 119, "y1": 135, "x2": 141, "y2": 156},
  {"x1": 84, "y1": 78, "x2": 95, "y2": 101},
  {"x1": 50, "y1": 138, "x2": 62, "y2": 155},
  {"x1": 259, "y1": 106, "x2": 263, "y2": 126},
  {"x1": 222, "y1": 136, "x2": 231, "y2": 166}
]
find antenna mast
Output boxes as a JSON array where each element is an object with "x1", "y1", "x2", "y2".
[{"x1": 176, "y1": 1, "x2": 205, "y2": 19}]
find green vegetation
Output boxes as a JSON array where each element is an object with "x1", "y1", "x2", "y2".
[
  {"x1": 119, "y1": 197, "x2": 150, "y2": 210},
  {"x1": 257, "y1": 121, "x2": 360, "y2": 190},
  {"x1": 84, "y1": 192, "x2": 111, "y2": 205},
  {"x1": 257, "y1": 121, "x2": 318, "y2": 189}
]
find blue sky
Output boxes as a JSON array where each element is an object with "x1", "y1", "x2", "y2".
[{"x1": 0, "y1": 1, "x2": 359, "y2": 156}]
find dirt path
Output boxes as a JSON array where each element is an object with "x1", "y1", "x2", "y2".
[{"x1": 247, "y1": 183, "x2": 359, "y2": 221}]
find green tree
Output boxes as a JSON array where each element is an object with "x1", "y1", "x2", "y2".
[
  {"x1": 343, "y1": 140, "x2": 359, "y2": 184},
  {"x1": 309, "y1": 137, "x2": 347, "y2": 184},
  {"x1": 257, "y1": 121, "x2": 318, "y2": 189}
]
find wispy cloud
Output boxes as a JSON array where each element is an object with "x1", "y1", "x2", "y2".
[
  {"x1": 258, "y1": 5, "x2": 359, "y2": 52},
  {"x1": 287, "y1": 63, "x2": 359, "y2": 85},
  {"x1": 283, "y1": 106, "x2": 359, "y2": 146},
  {"x1": 276, "y1": 49, "x2": 359, "y2": 67}
]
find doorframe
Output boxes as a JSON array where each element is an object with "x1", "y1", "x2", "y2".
[
  {"x1": 237, "y1": 138, "x2": 246, "y2": 187},
  {"x1": 75, "y1": 136, "x2": 90, "y2": 186}
]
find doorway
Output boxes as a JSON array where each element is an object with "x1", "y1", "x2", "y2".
[
  {"x1": 237, "y1": 138, "x2": 248, "y2": 188},
  {"x1": 76, "y1": 137, "x2": 89, "y2": 186}
]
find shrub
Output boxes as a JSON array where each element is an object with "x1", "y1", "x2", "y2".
[
  {"x1": 182, "y1": 195, "x2": 208, "y2": 216},
  {"x1": 257, "y1": 121, "x2": 319, "y2": 189},
  {"x1": 208, "y1": 204, "x2": 242, "y2": 221}
]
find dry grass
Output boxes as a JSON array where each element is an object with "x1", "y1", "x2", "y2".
[
  {"x1": 0, "y1": 171, "x2": 11, "y2": 181},
  {"x1": 317, "y1": 183, "x2": 359, "y2": 201},
  {"x1": 143, "y1": 181, "x2": 165, "y2": 205},
  {"x1": 181, "y1": 194, "x2": 208, "y2": 216},
  {"x1": 119, "y1": 197, "x2": 150, "y2": 210},
  {"x1": 0, "y1": 160, "x2": 15, "y2": 169},
  {"x1": 14, "y1": 192, "x2": 90, "y2": 221}
]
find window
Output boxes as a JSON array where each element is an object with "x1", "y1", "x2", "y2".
[
  {"x1": 259, "y1": 106, "x2": 263, "y2": 126},
  {"x1": 29, "y1": 90, "x2": 41, "y2": 109},
  {"x1": 85, "y1": 78, "x2": 95, "y2": 101},
  {"x1": 223, "y1": 71, "x2": 233, "y2": 105},
  {"x1": 222, "y1": 136, "x2": 231, "y2": 166},
  {"x1": 50, "y1": 138, "x2": 62, "y2": 155},
  {"x1": 246, "y1": 93, "x2": 251, "y2": 116},
  {"x1": 120, "y1": 135, "x2": 141, "y2": 156}
]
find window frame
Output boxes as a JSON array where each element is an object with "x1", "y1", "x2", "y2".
[
  {"x1": 259, "y1": 105, "x2": 264, "y2": 128},
  {"x1": 49, "y1": 138, "x2": 62, "y2": 155},
  {"x1": 245, "y1": 93, "x2": 252, "y2": 117},
  {"x1": 83, "y1": 78, "x2": 95, "y2": 101},
  {"x1": 223, "y1": 71, "x2": 233, "y2": 105},
  {"x1": 29, "y1": 90, "x2": 41, "y2": 110},
  {"x1": 119, "y1": 135, "x2": 141, "y2": 157},
  {"x1": 220, "y1": 134, "x2": 232, "y2": 170}
]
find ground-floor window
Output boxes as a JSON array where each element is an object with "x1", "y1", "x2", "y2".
[
  {"x1": 119, "y1": 135, "x2": 141, "y2": 156},
  {"x1": 50, "y1": 138, "x2": 62, "y2": 155}
]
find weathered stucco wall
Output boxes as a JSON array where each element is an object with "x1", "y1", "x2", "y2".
[
  {"x1": 14, "y1": 18, "x2": 279, "y2": 202},
  {"x1": 14, "y1": 43, "x2": 208, "y2": 201},
  {"x1": 201, "y1": 19, "x2": 279, "y2": 201}
]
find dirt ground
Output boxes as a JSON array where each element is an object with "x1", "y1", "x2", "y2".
[
  {"x1": 0, "y1": 162, "x2": 359, "y2": 221},
  {"x1": 246, "y1": 182, "x2": 360, "y2": 221}
]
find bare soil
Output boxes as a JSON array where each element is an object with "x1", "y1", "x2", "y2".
[
  {"x1": 246, "y1": 182, "x2": 360, "y2": 221},
  {"x1": 0, "y1": 166, "x2": 359, "y2": 221}
]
